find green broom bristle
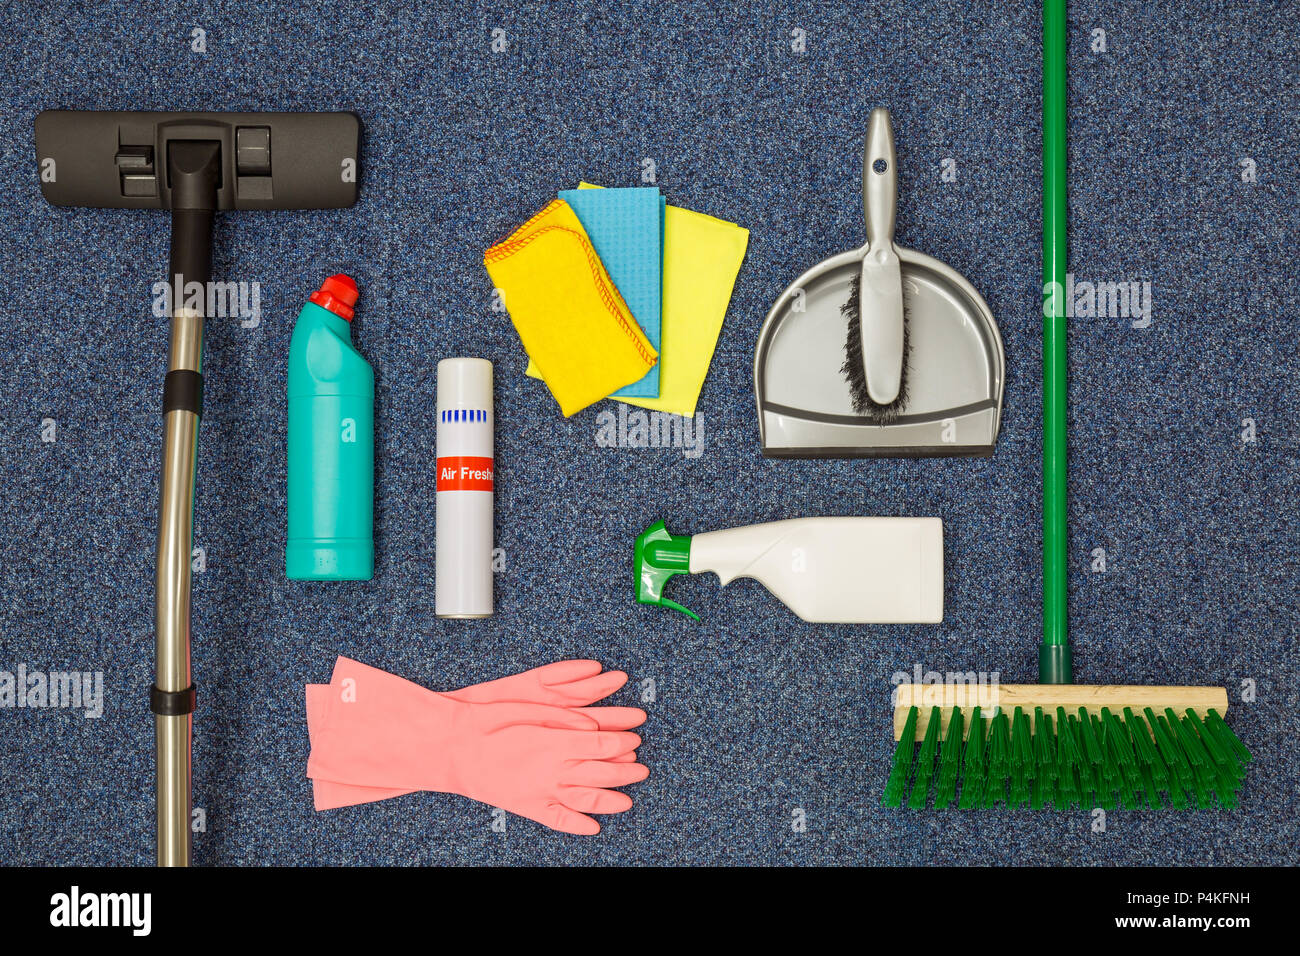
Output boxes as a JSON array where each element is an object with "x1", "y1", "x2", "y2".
[
  {"x1": 1034, "y1": 707, "x2": 1057, "y2": 779},
  {"x1": 1068, "y1": 714, "x2": 1100, "y2": 807},
  {"x1": 1124, "y1": 708, "x2": 1169, "y2": 808},
  {"x1": 1150, "y1": 709, "x2": 1193, "y2": 788},
  {"x1": 1206, "y1": 709, "x2": 1251, "y2": 765},
  {"x1": 957, "y1": 706, "x2": 985, "y2": 809},
  {"x1": 1010, "y1": 707, "x2": 1032, "y2": 808},
  {"x1": 1032, "y1": 708, "x2": 1055, "y2": 809},
  {"x1": 1054, "y1": 706, "x2": 1080, "y2": 808},
  {"x1": 1103, "y1": 709, "x2": 1138, "y2": 783},
  {"x1": 883, "y1": 705, "x2": 918, "y2": 808},
  {"x1": 907, "y1": 706, "x2": 943, "y2": 809},
  {"x1": 935, "y1": 707, "x2": 964, "y2": 809},
  {"x1": 1109, "y1": 714, "x2": 1138, "y2": 808},
  {"x1": 1166, "y1": 707, "x2": 1215, "y2": 808},
  {"x1": 1107, "y1": 712, "x2": 1140, "y2": 808},
  {"x1": 1137, "y1": 764, "x2": 1162, "y2": 809},
  {"x1": 1125, "y1": 708, "x2": 1169, "y2": 791},
  {"x1": 1184, "y1": 711, "x2": 1240, "y2": 807},
  {"x1": 1077, "y1": 707, "x2": 1104, "y2": 769},
  {"x1": 884, "y1": 697, "x2": 1249, "y2": 811},
  {"x1": 1090, "y1": 711, "x2": 1120, "y2": 808},
  {"x1": 984, "y1": 711, "x2": 1010, "y2": 807}
]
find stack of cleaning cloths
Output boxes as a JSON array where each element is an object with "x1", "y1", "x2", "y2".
[
  {"x1": 306, "y1": 657, "x2": 648, "y2": 835},
  {"x1": 485, "y1": 185, "x2": 748, "y2": 418}
]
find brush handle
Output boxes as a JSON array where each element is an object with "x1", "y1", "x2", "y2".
[
  {"x1": 857, "y1": 108, "x2": 905, "y2": 406},
  {"x1": 1041, "y1": 0, "x2": 1071, "y2": 683},
  {"x1": 862, "y1": 108, "x2": 897, "y2": 247}
]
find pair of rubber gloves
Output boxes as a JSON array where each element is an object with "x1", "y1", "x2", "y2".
[{"x1": 306, "y1": 657, "x2": 648, "y2": 835}]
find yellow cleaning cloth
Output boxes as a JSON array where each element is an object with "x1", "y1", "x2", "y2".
[
  {"x1": 527, "y1": 186, "x2": 748, "y2": 418},
  {"x1": 486, "y1": 199, "x2": 658, "y2": 417}
]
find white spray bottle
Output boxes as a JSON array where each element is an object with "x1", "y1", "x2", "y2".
[{"x1": 634, "y1": 517, "x2": 943, "y2": 623}]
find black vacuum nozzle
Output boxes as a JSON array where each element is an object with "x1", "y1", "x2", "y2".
[{"x1": 35, "y1": 110, "x2": 360, "y2": 211}]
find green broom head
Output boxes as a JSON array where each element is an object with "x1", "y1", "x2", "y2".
[{"x1": 886, "y1": 690, "x2": 1250, "y2": 811}]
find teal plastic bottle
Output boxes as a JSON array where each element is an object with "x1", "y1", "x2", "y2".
[{"x1": 286, "y1": 274, "x2": 374, "y2": 580}]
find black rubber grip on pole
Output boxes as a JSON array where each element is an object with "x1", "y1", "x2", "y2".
[
  {"x1": 163, "y1": 369, "x2": 204, "y2": 418},
  {"x1": 150, "y1": 684, "x2": 196, "y2": 716}
]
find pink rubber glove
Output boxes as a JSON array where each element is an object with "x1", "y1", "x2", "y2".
[
  {"x1": 307, "y1": 659, "x2": 644, "y2": 808},
  {"x1": 307, "y1": 657, "x2": 648, "y2": 835}
]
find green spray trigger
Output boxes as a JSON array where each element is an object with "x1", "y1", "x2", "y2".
[{"x1": 634, "y1": 520, "x2": 699, "y2": 620}]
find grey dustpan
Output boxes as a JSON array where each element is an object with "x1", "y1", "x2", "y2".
[{"x1": 755, "y1": 111, "x2": 1004, "y2": 458}]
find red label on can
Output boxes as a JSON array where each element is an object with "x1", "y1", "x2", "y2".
[{"x1": 437, "y1": 456, "x2": 494, "y2": 492}]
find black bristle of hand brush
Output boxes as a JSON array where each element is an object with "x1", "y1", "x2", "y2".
[{"x1": 840, "y1": 273, "x2": 910, "y2": 422}]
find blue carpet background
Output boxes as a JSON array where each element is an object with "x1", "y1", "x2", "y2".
[{"x1": 0, "y1": 1, "x2": 1296, "y2": 865}]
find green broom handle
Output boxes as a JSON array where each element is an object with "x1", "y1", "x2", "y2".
[{"x1": 1040, "y1": 0, "x2": 1072, "y2": 684}]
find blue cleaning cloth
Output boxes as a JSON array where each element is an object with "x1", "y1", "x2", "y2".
[{"x1": 557, "y1": 186, "x2": 663, "y2": 397}]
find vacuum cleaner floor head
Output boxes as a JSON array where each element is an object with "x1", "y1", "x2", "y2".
[{"x1": 36, "y1": 110, "x2": 359, "y2": 211}]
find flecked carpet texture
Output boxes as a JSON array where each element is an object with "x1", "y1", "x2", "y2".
[{"x1": 0, "y1": 1, "x2": 1296, "y2": 865}]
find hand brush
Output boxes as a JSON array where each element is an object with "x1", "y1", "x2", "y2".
[
  {"x1": 841, "y1": 108, "x2": 909, "y2": 421},
  {"x1": 882, "y1": 0, "x2": 1251, "y2": 811}
]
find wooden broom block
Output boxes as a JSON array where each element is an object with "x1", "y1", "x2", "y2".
[{"x1": 892, "y1": 684, "x2": 1230, "y2": 741}]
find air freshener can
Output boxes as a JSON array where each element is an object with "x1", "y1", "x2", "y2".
[{"x1": 435, "y1": 358, "x2": 494, "y2": 618}]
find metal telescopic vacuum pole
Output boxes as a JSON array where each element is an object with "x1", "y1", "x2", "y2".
[
  {"x1": 155, "y1": 299, "x2": 202, "y2": 866},
  {"x1": 154, "y1": 142, "x2": 219, "y2": 866}
]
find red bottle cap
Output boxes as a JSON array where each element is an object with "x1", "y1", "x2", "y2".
[{"x1": 310, "y1": 274, "x2": 360, "y2": 320}]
